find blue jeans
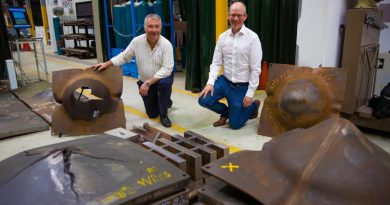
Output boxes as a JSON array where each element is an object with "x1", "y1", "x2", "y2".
[
  {"x1": 137, "y1": 74, "x2": 173, "y2": 118},
  {"x1": 198, "y1": 76, "x2": 257, "y2": 129}
]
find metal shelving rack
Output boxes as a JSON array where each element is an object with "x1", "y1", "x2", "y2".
[{"x1": 102, "y1": 0, "x2": 175, "y2": 78}]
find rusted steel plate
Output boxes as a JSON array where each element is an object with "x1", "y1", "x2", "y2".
[
  {"x1": 142, "y1": 142, "x2": 188, "y2": 172},
  {"x1": 131, "y1": 123, "x2": 174, "y2": 143},
  {"x1": 198, "y1": 176, "x2": 262, "y2": 205},
  {"x1": 204, "y1": 117, "x2": 390, "y2": 205},
  {"x1": 0, "y1": 91, "x2": 16, "y2": 99},
  {"x1": 20, "y1": 89, "x2": 58, "y2": 124},
  {"x1": 0, "y1": 135, "x2": 190, "y2": 205},
  {"x1": 0, "y1": 92, "x2": 49, "y2": 139},
  {"x1": 258, "y1": 64, "x2": 347, "y2": 137},
  {"x1": 184, "y1": 131, "x2": 229, "y2": 159},
  {"x1": 172, "y1": 134, "x2": 217, "y2": 165},
  {"x1": 156, "y1": 138, "x2": 203, "y2": 181},
  {"x1": 51, "y1": 67, "x2": 125, "y2": 135}
]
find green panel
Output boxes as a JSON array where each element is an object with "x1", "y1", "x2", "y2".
[
  {"x1": 185, "y1": 0, "x2": 215, "y2": 92},
  {"x1": 0, "y1": 5, "x2": 11, "y2": 79},
  {"x1": 178, "y1": 0, "x2": 187, "y2": 20},
  {"x1": 162, "y1": 0, "x2": 171, "y2": 39},
  {"x1": 240, "y1": 0, "x2": 299, "y2": 64},
  {"x1": 184, "y1": 0, "x2": 298, "y2": 92}
]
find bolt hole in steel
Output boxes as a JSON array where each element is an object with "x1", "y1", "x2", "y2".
[
  {"x1": 63, "y1": 79, "x2": 115, "y2": 121},
  {"x1": 51, "y1": 67, "x2": 126, "y2": 135}
]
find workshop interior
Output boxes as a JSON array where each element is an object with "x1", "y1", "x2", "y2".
[{"x1": 0, "y1": 0, "x2": 390, "y2": 204}]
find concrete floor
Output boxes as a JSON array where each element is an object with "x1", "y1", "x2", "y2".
[{"x1": 1, "y1": 46, "x2": 389, "y2": 161}]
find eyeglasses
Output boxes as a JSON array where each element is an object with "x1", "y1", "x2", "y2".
[{"x1": 229, "y1": 13, "x2": 245, "y2": 18}]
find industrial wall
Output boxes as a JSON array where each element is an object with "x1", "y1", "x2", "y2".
[{"x1": 296, "y1": 0, "x2": 390, "y2": 67}]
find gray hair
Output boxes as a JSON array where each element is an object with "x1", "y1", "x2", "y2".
[{"x1": 144, "y1": 14, "x2": 162, "y2": 26}]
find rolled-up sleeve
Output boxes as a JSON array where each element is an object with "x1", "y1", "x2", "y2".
[
  {"x1": 154, "y1": 40, "x2": 174, "y2": 79},
  {"x1": 111, "y1": 41, "x2": 135, "y2": 66}
]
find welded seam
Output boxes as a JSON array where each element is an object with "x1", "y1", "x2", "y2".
[{"x1": 285, "y1": 122, "x2": 343, "y2": 205}]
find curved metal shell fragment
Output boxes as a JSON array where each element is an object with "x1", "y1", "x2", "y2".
[
  {"x1": 51, "y1": 66, "x2": 125, "y2": 136},
  {"x1": 258, "y1": 64, "x2": 347, "y2": 137}
]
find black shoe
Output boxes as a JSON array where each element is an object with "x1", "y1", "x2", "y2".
[
  {"x1": 160, "y1": 115, "x2": 172, "y2": 127},
  {"x1": 168, "y1": 99, "x2": 173, "y2": 108}
]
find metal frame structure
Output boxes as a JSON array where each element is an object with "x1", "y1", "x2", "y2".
[
  {"x1": 102, "y1": 0, "x2": 175, "y2": 76},
  {"x1": 8, "y1": 37, "x2": 48, "y2": 86}
]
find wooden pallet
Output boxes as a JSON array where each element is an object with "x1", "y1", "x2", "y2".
[{"x1": 61, "y1": 47, "x2": 95, "y2": 59}]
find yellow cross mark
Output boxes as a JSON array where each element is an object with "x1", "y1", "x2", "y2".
[{"x1": 220, "y1": 162, "x2": 239, "y2": 172}]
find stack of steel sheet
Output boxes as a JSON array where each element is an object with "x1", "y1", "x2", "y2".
[{"x1": 0, "y1": 135, "x2": 190, "y2": 205}]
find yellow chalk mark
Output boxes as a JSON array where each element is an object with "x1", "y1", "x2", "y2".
[
  {"x1": 146, "y1": 166, "x2": 156, "y2": 174},
  {"x1": 221, "y1": 162, "x2": 239, "y2": 172},
  {"x1": 137, "y1": 171, "x2": 172, "y2": 187}
]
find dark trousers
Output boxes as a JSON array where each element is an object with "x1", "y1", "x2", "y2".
[{"x1": 137, "y1": 74, "x2": 173, "y2": 118}]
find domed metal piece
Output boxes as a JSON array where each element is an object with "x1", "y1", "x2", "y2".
[
  {"x1": 258, "y1": 64, "x2": 347, "y2": 137},
  {"x1": 51, "y1": 67, "x2": 125, "y2": 136},
  {"x1": 204, "y1": 117, "x2": 390, "y2": 205}
]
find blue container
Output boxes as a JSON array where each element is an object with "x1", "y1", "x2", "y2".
[
  {"x1": 122, "y1": 60, "x2": 138, "y2": 78},
  {"x1": 53, "y1": 17, "x2": 63, "y2": 55},
  {"x1": 124, "y1": 2, "x2": 133, "y2": 46},
  {"x1": 153, "y1": 0, "x2": 164, "y2": 19},
  {"x1": 119, "y1": 5, "x2": 127, "y2": 48},
  {"x1": 153, "y1": 0, "x2": 166, "y2": 36},
  {"x1": 136, "y1": 0, "x2": 148, "y2": 35},
  {"x1": 111, "y1": 48, "x2": 138, "y2": 78},
  {"x1": 113, "y1": 5, "x2": 123, "y2": 49},
  {"x1": 147, "y1": 0, "x2": 154, "y2": 14}
]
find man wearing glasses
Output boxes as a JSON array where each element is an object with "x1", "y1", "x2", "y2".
[{"x1": 199, "y1": 1, "x2": 262, "y2": 129}]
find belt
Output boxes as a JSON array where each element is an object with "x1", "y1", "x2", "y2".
[{"x1": 222, "y1": 75, "x2": 249, "y2": 87}]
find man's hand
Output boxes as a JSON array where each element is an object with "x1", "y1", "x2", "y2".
[
  {"x1": 93, "y1": 61, "x2": 112, "y2": 72},
  {"x1": 200, "y1": 84, "x2": 214, "y2": 98},
  {"x1": 139, "y1": 82, "x2": 150, "y2": 96},
  {"x1": 242, "y1": 96, "x2": 253, "y2": 107}
]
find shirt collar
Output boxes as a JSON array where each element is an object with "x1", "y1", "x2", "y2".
[
  {"x1": 143, "y1": 34, "x2": 161, "y2": 49},
  {"x1": 229, "y1": 24, "x2": 247, "y2": 36}
]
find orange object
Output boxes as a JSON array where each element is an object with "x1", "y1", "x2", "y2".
[
  {"x1": 22, "y1": 42, "x2": 31, "y2": 51},
  {"x1": 258, "y1": 60, "x2": 268, "y2": 90}
]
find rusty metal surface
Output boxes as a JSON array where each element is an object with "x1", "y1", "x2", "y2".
[
  {"x1": 204, "y1": 117, "x2": 390, "y2": 205},
  {"x1": 0, "y1": 92, "x2": 49, "y2": 139},
  {"x1": 131, "y1": 123, "x2": 174, "y2": 143},
  {"x1": 51, "y1": 67, "x2": 125, "y2": 135},
  {"x1": 0, "y1": 135, "x2": 190, "y2": 205},
  {"x1": 198, "y1": 176, "x2": 262, "y2": 205},
  {"x1": 132, "y1": 124, "x2": 229, "y2": 182},
  {"x1": 259, "y1": 64, "x2": 347, "y2": 137},
  {"x1": 20, "y1": 89, "x2": 58, "y2": 124}
]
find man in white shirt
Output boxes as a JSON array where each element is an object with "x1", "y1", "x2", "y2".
[
  {"x1": 199, "y1": 2, "x2": 262, "y2": 129},
  {"x1": 93, "y1": 14, "x2": 174, "y2": 128}
]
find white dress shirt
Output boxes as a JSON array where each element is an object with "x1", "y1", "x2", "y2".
[
  {"x1": 207, "y1": 25, "x2": 262, "y2": 98},
  {"x1": 111, "y1": 34, "x2": 174, "y2": 82}
]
